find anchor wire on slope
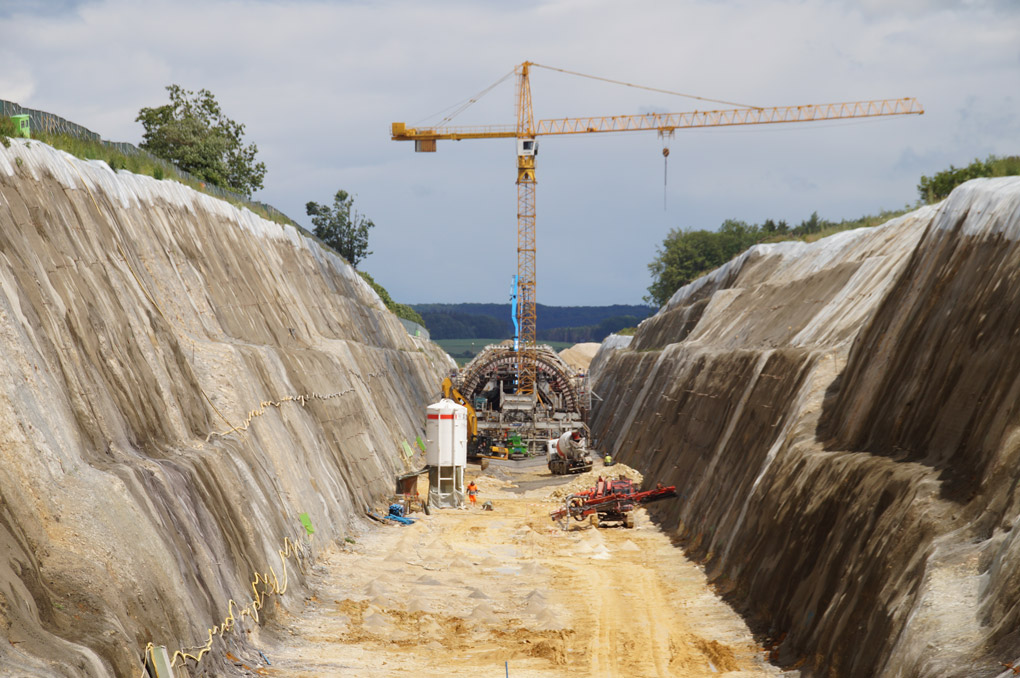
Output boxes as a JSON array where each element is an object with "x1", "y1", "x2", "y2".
[
  {"x1": 138, "y1": 535, "x2": 306, "y2": 674},
  {"x1": 54, "y1": 157, "x2": 392, "y2": 676},
  {"x1": 206, "y1": 370, "x2": 389, "y2": 440}
]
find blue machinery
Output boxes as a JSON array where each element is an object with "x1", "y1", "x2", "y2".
[{"x1": 510, "y1": 274, "x2": 520, "y2": 391}]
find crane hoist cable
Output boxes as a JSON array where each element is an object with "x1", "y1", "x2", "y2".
[{"x1": 659, "y1": 129, "x2": 675, "y2": 211}]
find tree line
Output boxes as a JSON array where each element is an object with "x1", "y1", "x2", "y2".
[
  {"x1": 413, "y1": 304, "x2": 654, "y2": 341},
  {"x1": 645, "y1": 214, "x2": 835, "y2": 307},
  {"x1": 540, "y1": 315, "x2": 645, "y2": 343},
  {"x1": 645, "y1": 154, "x2": 1020, "y2": 307},
  {"x1": 119, "y1": 88, "x2": 1020, "y2": 327},
  {"x1": 917, "y1": 155, "x2": 1020, "y2": 203}
]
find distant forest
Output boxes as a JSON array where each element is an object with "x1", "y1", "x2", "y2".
[
  {"x1": 412, "y1": 303, "x2": 655, "y2": 342},
  {"x1": 645, "y1": 153, "x2": 1020, "y2": 307}
]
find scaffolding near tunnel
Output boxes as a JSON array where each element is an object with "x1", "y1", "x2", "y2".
[{"x1": 450, "y1": 343, "x2": 589, "y2": 458}]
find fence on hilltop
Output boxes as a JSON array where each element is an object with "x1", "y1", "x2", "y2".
[{"x1": 399, "y1": 318, "x2": 431, "y2": 342}]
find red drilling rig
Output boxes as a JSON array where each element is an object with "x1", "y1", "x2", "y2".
[{"x1": 550, "y1": 477, "x2": 677, "y2": 529}]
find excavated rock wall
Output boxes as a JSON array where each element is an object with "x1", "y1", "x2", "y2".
[
  {"x1": 0, "y1": 139, "x2": 449, "y2": 676},
  {"x1": 590, "y1": 177, "x2": 1020, "y2": 678}
]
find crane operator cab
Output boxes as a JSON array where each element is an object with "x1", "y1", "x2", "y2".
[
  {"x1": 517, "y1": 138, "x2": 538, "y2": 183},
  {"x1": 518, "y1": 138, "x2": 538, "y2": 157}
]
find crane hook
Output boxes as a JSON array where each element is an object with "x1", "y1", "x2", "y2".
[
  {"x1": 659, "y1": 130, "x2": 674, "y2": 211},
  {"x1": 663, "y1": 148, "x2": 669, "y2": 211}
]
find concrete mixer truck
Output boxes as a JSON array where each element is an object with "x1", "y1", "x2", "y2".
[{"x1": 547, "y1": 429, "x2": 594, "y2": 475}]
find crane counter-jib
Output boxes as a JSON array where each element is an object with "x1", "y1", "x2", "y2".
[{"x1": 390, "y1": 122, "x2": 517, "y2": 143}]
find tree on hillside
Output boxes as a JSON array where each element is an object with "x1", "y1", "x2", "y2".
[
  {"x1": 791, "y1": 211, "x2": 829, "y2": 237},
  {"x1": 136, "y1": 85, "x2": 267, "y2": 197},
  {"x1": 644, "y1": 154, "x2": 1020, "y2": 309},
  {"x1": 306, "y1": 190, "x2": 374, "y2": 268},
  {"x1": 918, "y1": 154, "x2": 1020, "y2": 204},
  {"x1": 645, "y1": 220, "x2": 761, "y2": 307},
  {"x1": 646, "y1": 229, "x2": 722, "y2": 307},
  {"x1": 762, "y1": 218, "x2": 789, "y2": 236}
]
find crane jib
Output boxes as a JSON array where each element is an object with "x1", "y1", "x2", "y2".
[
  {"x1": 391, "y1": 61, "x2": 923, "y2": 399},
  {"x1": 390, "y1": 98, "x2": 923, "y2": 143}
]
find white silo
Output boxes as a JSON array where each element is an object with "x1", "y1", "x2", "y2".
[{"x1": 426, "y1": 398, "x2": 467, "y2": 508}]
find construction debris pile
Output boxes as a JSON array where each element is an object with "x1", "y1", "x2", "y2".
[{"x1": 548, "y1": 462, "x2": 644, "y2": 499}]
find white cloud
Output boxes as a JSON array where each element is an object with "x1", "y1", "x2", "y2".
[
  {"x1": 0, "y1": 58, "x2": 35, "y2": 102},
  {"x1": 1, "y1": 0, "x2": 1017, "y2": 304}
]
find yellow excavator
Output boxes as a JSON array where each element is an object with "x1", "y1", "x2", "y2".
[
  {"x1": 441, "y1": 377, "x2": 514, "y2": 461},
  {"x1": 441, "y1": 377, "x2": 477, "y2": 438}
]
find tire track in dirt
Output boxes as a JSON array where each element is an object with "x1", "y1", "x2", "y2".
[
  {"x1": 258, "y1": 466, "x2": 791, "y2": 677},
  {"x1": 590, "y1": 564, "x2": 617, "y2": 675}
]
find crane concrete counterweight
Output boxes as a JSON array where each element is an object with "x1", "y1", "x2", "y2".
[{"x1": 393, "y1": 62, "x2": 923, "y2": 466}]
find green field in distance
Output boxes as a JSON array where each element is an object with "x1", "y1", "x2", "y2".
[{"x1": 436, "y1": 338, "x2": 575, "y2": 366}]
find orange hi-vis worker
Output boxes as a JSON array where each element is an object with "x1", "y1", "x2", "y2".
[{"x1": 467, "y1": 480, "x2": 479, "y2": 505}]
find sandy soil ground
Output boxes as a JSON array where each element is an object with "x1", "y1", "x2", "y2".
[
  {"x1": 259, "y1": 463, "x2": 789, "y2": 677},
  {"x1": 557, "y1": 342, "x2": 601, "y2": 371}
]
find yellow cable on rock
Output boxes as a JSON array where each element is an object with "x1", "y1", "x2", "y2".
[
  {"x1": 170, "y1": 537, "x2": 304, "y2": 668},
  {"x1": 56, "y1": 156, "x2": 387, "y2": 676},
  {"x1": 136, "y1": 537, "x2": 305, "y2": 676},
  {"x1": 57, "y1": 158, "x2": 305, "y2": 675},
  {"x1": 206, "y1": 370, "x2": 389, "y2": 440}
]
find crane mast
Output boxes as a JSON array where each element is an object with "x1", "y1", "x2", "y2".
[
  {"x1": 515, "y1": 62, "x2": 538, "y2": 395},
  {"x1": 391, "y1": 62, "x2": 924, "y2": 397}
]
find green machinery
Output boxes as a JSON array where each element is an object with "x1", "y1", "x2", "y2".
[{"x1": 10, "y1": 114, "x2": 29, "y2": 138}]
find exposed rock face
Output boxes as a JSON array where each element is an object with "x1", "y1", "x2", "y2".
[
  {"x1": 590, "y1": 177, "x2": 1020, "y2": 678},
  {"x1": 0, "y1": 140, "x2": 448, "y2": 676}
]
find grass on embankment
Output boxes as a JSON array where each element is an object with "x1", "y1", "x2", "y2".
[
  {"x1": 781, "y1": 207, "x2": 913, "y2": 244},
  {"x1": 3, "y1": 127, "x2": 294, "y2": 228}
]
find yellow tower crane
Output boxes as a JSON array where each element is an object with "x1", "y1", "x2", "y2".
[{"x1": 392, "y1": 61, "x2": 923, "y2": 396}]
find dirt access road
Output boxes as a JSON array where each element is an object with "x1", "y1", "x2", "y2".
[{"x1": 259, "y1": 463, "x2": 790, "y2": 677}]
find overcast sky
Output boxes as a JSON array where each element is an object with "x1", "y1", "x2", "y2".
[{"x1": 2, "y1": 0, "x2": 1018, "y2": 306}]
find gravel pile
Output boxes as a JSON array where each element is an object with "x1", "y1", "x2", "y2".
[{"x1": 548, "y1": 462, "x2": 644, "y2": 499}]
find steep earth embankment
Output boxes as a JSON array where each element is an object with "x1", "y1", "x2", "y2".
[
  {"x1": 590, "y1": 177, "x2": 1020, "y2": 678},
  {"x1": 0, "y1": 139, "x2": 449, "y2": 676}
]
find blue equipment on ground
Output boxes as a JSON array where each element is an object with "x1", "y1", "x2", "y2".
[{"x1": 386, "y1": 503, "x2": 416, "y2": 525}]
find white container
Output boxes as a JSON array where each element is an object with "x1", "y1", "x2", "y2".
[
  {"x1": 425, "y1": 399, "x2": 468, "y2": 467},
  {"x1": 546, "y1": 439, "x2": 559, "y2": 463}
]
